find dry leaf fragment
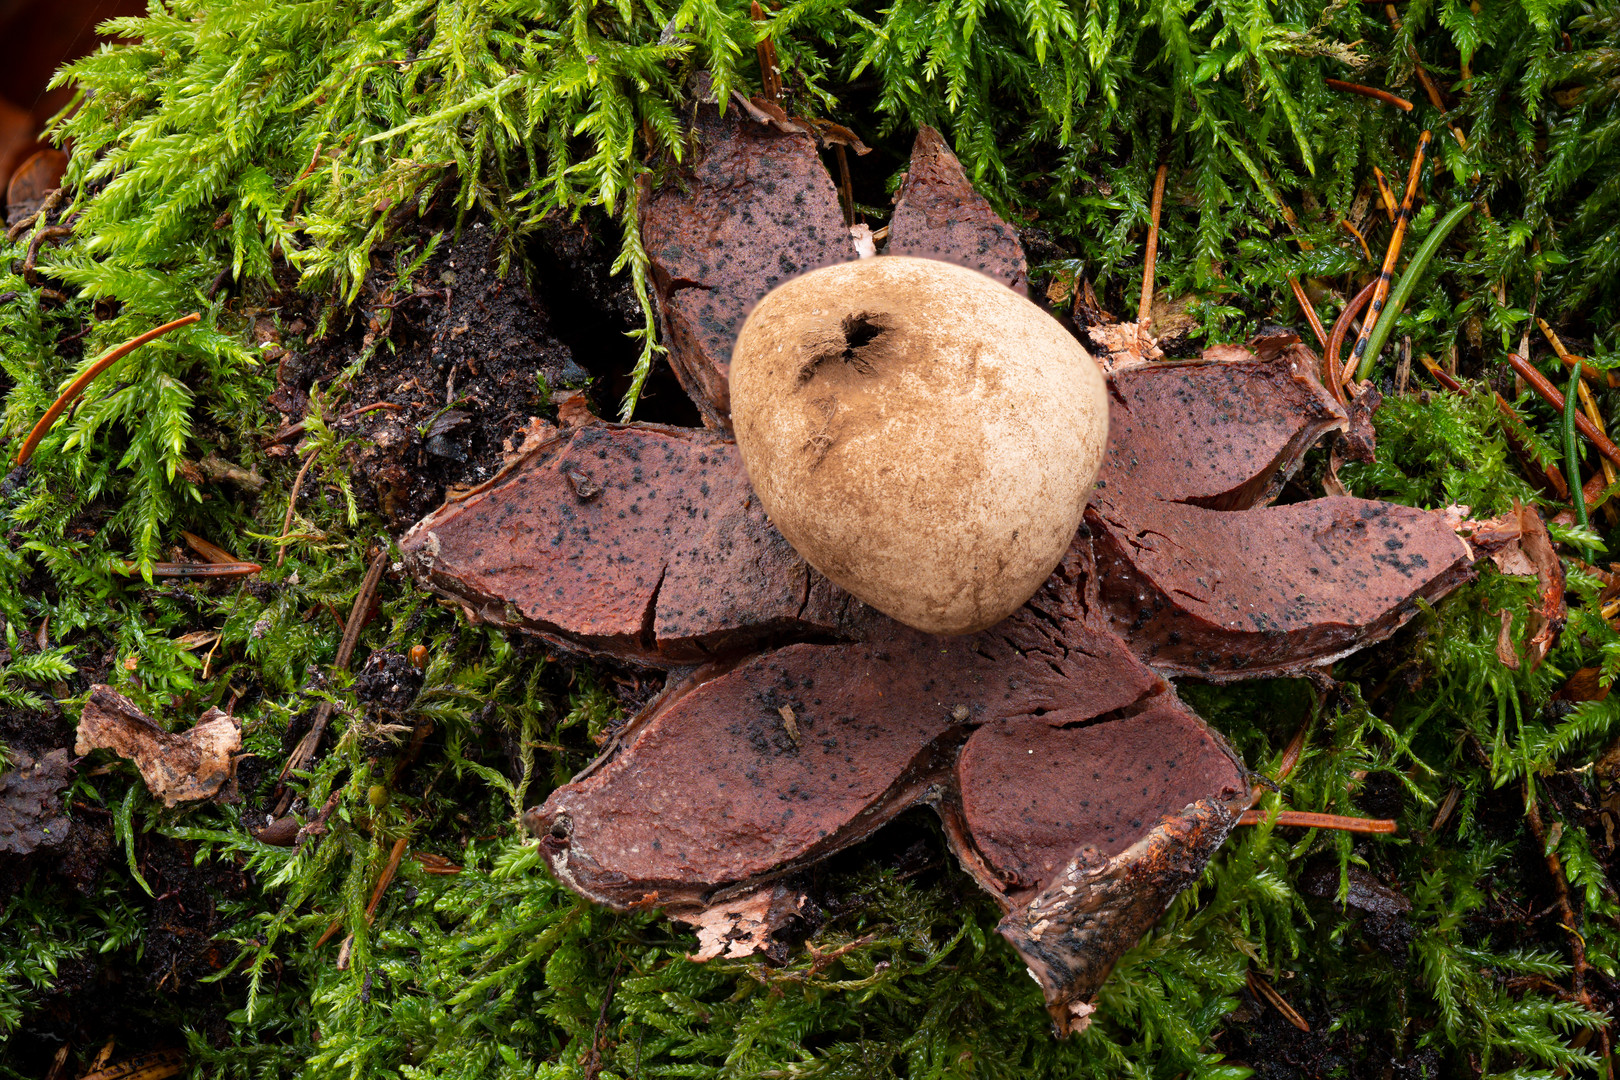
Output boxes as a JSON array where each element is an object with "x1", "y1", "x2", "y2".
[
  {"x1": 1557, "y1": 667, "x2": 1610, "y2": 702},
  {"x1": 502, "y1": 416, "x2": 559, "y2": 468},
  {"x1": 0, "y1": 748, "x2": 72, "y2": 854},
  {"x1": 684, "y1": 885, "x2": 804, "y2": 961},
  {"x1": 1497, "y1": 608, "x2": 1521, "y2": 670},
  {"x1": 74, "y1": 686, "x2": 241, "y2": 807}
]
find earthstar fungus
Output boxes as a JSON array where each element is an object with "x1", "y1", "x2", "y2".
[{"x1": 401, "y1": 98, "x2": 1495, "y2": 1033}]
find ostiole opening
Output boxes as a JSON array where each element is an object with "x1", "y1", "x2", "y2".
[{"x1": 798, "y1": 311, "x2": 898, "y2": 382}]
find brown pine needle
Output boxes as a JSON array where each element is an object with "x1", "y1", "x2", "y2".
[
  {"x1": 1325, "y1": 78, "x2": 1413, "y2": 111},
  {"x1": 277, "y1": 446, "x2": 320, "y2": 568},
  {"x1": 834, "y1": 143, "x2": 855, "y2": 229},
  {"x1": 1328, "y1": 279, "x2": 1378, "y2": 394},
  {"x1": 273, "y1": 546, "x2": 390, "y2": 814},
  {"x1": 365, "y1": 835, "x2": 410, "y2": 921},
  {"x1": 182, "y1": 531, "x2": 243, "y2": 565},
  {"x1": 1237, "y1": 809, "x2": 1397, "y2": 833},
  {"x1": 1138, "y1": 162, "x2": 1168, "y2": 333},
  {"x1": 1372, "y1": 166, "x2": 1398, "y2": 221},
  {"x1": 16, "y1": 313, "x2": 202, "y2": 467},
  {"x1": 316, "y1": 835, "x2": 410, "y2": 948},
  {"x1": 1383, "y1": 4, "x2": 1469, "y2": 151},
  {"x1": 1504, "y1": 352, "x2": 1620, "y2": 471},
  {"x1": 1288, "y1": 278, "x2": 1329, "y2": 349},
  {"x1": 1524, "y1": 783, "x2": 1599, "y2": 1017},
  {"x1": 751, "y1": 1, "x2": 782, "y2": 101},
  {"x1": 1340, "y1": 218, "x2": 1374, "y2": 262},
  {"x1": 1419, "y1": 354, "x2": 1571, "y2": 498},
  {"x1": 1248, "y1": 971, "x2": 1311, "y2": 1033},
  {"x1": 1348, "y1": 132, "x2": 1433, "y2": 374},
  {"x1": 1539, "y1": 317, "x2": 1616, "y2": 388}
]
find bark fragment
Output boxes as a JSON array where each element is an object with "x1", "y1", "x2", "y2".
[{"x1": 75, "y1": 686, "x2": 241, "y2": 807}]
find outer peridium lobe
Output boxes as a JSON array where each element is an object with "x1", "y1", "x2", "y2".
[{"x1": 728, "y1": 257, "x2": 1109, "y2": 635}]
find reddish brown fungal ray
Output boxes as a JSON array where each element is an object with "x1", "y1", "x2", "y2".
[
  {"x1": 886, "y1": 126, "x2": 1029, "y2": 294},
  {"x1": 526, "y1": 545, "x2": 1248, "y2": 1025},
  {"x1": 1097, "y1": 346, "x2": 1345, "y2": 510},
  {"x1": 1090, "y1": 350, "x2": 1475, "y2": 679},
  {"x1": 640, "y1": 111, "x2": 1033, "y2": 430},
  {"x1": 957, "y1": 697, "x2": 1247, "y2": 894},
  {"x1": 403, "y1": 421, "x2": 867, "y2": 665},
  {"x1": 639, "y1": 100, "x2": 850, "y2": 431}
]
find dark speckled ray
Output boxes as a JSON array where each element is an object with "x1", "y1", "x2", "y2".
[
  {"x1": 640, "y1": 111, "x2": 1033, "y2": 431},
  {"x1": 401, "y1": 420, "x2": 867, "y2": 666},
  {"x1": 886, "y1": 126, "x2": 1029, "y2": 294},
  {"x1": 1091, "y1": 350, "x2": 1475, "y2": 678},
  {"x1": 640, "y1": 100, "x2": 850, "y2": 431}
]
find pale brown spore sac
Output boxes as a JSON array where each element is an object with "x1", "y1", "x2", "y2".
[
  {"x1": 729, "y1": 257, "x2": 1110, "y2": 635},
  {"x1": 886, "y1": 125, "x2": 1029, "y2": 294}
]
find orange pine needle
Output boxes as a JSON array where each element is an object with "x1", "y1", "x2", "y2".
[
  {"x1": 1348, "y1": 133, "x2": 1433, "y2": 374},
  {"x1": 1539, "y1": 317, "x2": 1616, "y2": 388},
  {"x1": 1237, "y1": 809, "x2": 1397, "y2": 833},
  {"x1": 16, "y1": 313, "x2": 202, "y2": 467},
  {"x1": 1372, "y1": 166, "x2": 1398, "y2": 221},
  {"x1": 1340, "y1": 218, "x2": 1373, "y2": 262},
  {"x1": 1325, "y1": 78, "x2": 1413, "y2": 111},
  {"x1": 1288, "y1": 278, "x2": 1328, "y2": 349}
]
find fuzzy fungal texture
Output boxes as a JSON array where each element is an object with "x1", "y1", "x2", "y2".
[{"x1": 402, "y1": 114, "x2": 1482, "y2": 1032}]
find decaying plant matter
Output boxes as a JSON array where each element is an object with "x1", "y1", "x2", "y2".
[
  {"x1": 75, "y1": 686, "x2": 241, "y2": 808},
  {"x1": 400, "y1": 97, "x2": 1517, "y2": 1033}
]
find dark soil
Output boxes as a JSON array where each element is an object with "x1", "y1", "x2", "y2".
[
  {"x1": 265, "y1": 213, "x2": 702, "y2": 533},
  {"x1": 1, "y1": 832, "x2": 253, "y2": 1080}
]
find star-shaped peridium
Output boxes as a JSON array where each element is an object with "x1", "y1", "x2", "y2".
[{"x1": 401, "y1": 92, "x2": 1479, "y2": 1034}]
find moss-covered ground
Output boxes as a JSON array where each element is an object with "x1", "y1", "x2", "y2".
[{"x1": 3, "y1": 0, "x2": 1620, "y2": 1076}]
